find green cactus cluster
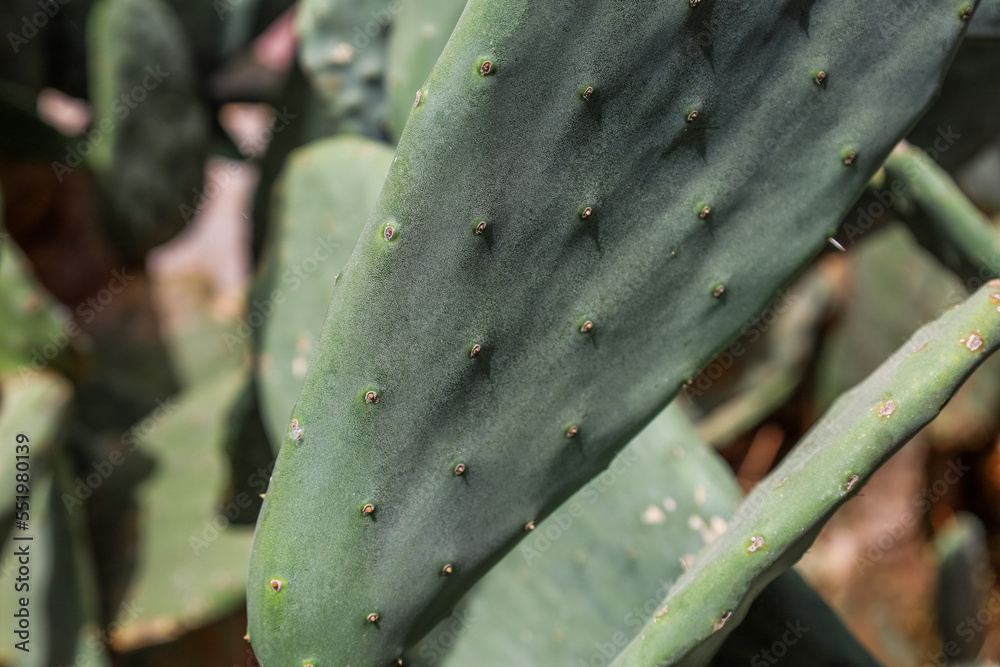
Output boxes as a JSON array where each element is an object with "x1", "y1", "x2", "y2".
[
  {"x1": 246, "y1": 1, "x2": 981, "y2": 664},
  {"x1": 3, "y1": 0, "x2": 1000, "y2": 665}
]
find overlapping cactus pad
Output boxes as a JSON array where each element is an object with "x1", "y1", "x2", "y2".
[{"x1": 248, "y1": 1, "x2": 978, "y2": 664}]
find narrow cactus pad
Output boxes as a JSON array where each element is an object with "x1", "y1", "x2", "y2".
[
  {"x1": 883, "y1": 142, "x2": 1000, "y2": 285},
  {"x1": 249, "y1": 1, "x2": 976, "y2": 663},
  {"x1": 614, "y1": 281, "x2": 1000, "y2": 666}
]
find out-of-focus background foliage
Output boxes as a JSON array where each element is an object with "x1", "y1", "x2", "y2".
[{"x1": 0, "y1": 0, "x2": 999, "y2": 665}]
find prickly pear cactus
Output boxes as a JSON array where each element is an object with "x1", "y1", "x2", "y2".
[
  {"x1": 410, "y1": 403, "x2": 876, "y2": 667},
  {"x1": 248, "y1": 1, "x2": 977, "y2": 664},
  {"x1": 256, "y1": 136, "x2": 395, "y2": 445},
  {"x1": 86, "y1": 0, "x2": 208, "y2": 260},
  {"x1": 413, "y1": 403, "x2": 739, "y2": 666},
  {"x1": 384, "y1": 0, "x2": 466, "y2": 140},
  {"x1": 614, "y1": 281, "x2": 1000, "y2": 666}
]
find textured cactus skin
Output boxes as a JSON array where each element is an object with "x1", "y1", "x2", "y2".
[
  {"x1": 385, "y1": 0, "x2": 466, "y2": 140},
  {"x1": 883, "y1": 142, "x2": 1000, "y2": 285},
  {"x1": 257, "y1": 136, "x2": 395, "y2": 445},
  {"x1": 86, "y1": 0, "x2": 208, "y2": 260},
  {"x1": 613, "y1": 281, "x2": 1000, "y2": 666},
  {"x1": 410, "y1": 403, "x2": 876, "y2": 667},
  {"x1": 412, "y1": 403, "x2": 738, "y2": 666},
  {"x1": 248, "y1": 2, "x2": 976, "y2": 663}
]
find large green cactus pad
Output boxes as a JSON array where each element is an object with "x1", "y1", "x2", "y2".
[
  {"x1": 249, "y1": 1, "x2": 976, "y2": 664},
  {"x1": 614, "y1": 280, "x2": 1000, "y2": 666},
  {"x1": 87, "y1": 0, "x2": 208, "y2": 260}
]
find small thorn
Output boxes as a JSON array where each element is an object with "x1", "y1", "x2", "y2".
[
  {"x1": 845, "y1": 474, "x2": 859, "y2": 492},
  {"x1": 413, "y1": 90, "x2": 422, "y2": 107},
  {"x1": 383, "y1": 225, "x2": 395, "y2": 241},
  {"x1": 580, "y1": 320, "x2": 594, "y2": 333},
  {"x1": 269, "y1": 579, "x2": 282, "y2": 593},
  {"x1": 581, "y1": 206, "x2": 593, "y2": 219},
  {"x1": 961, "y1": 5, "x2": 973, "y2": 20},
  {"x1": 365, "y1": 390, "x2": 379, "y2": 404},
  {"x1": 362, "y1": 503, "x2": 375, "y2": 517},
  {"x1": 814, "y1": 70, "x2": 827, "y2": 86},
  {"x1": 441, "y1": 563, "x2": 454, "y2": 575},
  {"x1": 582, "y1": 86, "x2": 594, "y2": 101},
  {"x1": 843, "y1": 151, "x2": 857, "y2": 166},
  {"x1": 689, "y1": 0, "x2": 701, "y2": 7},
  {"x1": 712, "y1": 284, "x2": 725, "y2": 298},
  {"x1": 524, "y1": 520, "x2": 536, "y2": 531},
  {"x1": 828, "y1": 237, "x2": 845, "y2": 252},
  {"x1": 565, "y1": 425, "x2": 579, "y2": 438},
  {"x1": 686, "y1": 110, "x2": 699, "y2": 122},
  {"x1": 243, "y1": 633, "x2": 250, "y2": 642},
  {"x1": 479, "y1": 60, "x2": 493, "y2": 76},
  {"x1": 367, "y1": 612, "x2": 379, "y2": 623},
  {"x1": 748, "y1": 536, "x2": 764, "y2": 552},
  {"x1": 699, "y1": 206, "x2": 711, "y2": 219},
  {"x1": 474, "y1": 220, "x2": 487, "y2": 235},
  {"x1": 259, "y1": 493, "x2": 265, "y2": 499},
  {"x1": 470, "y1": 344, "x2": 482, "y2": 358},
  {"x1": 453, "y1": 463, "x2": 467, "y2": 476}
]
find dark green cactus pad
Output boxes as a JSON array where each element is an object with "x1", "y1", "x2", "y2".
[
  {"x1": 296, "y1": 0, "x2": 395, "y2": 140},
  {"x1": 385, "y1": 0, "x2": 467, "y2": 140},
  {"x1": 249, "y1": 1, "x2": 977, "y2": 663},
  {"x1": 256, "y1": 135, "x2": 395, "y2": 445},
  {"x1": 616, "y1": 281, "x2": 1000, "y2": 665},
  {"x1": 934, "y1": 513, "x2": 991, "y2": 662},
  {"x1": 968, "y1": 0, "x2": 1000, "y2": 38},
  {"x1": 86, "y1": 0, "x2": 209, "y2": 260}
]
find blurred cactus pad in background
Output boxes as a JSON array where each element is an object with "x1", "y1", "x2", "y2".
[{"x1": 2, "y1": 0, "x2": 1000, "y2": 665}]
